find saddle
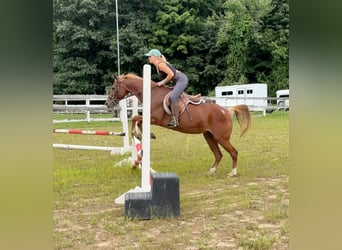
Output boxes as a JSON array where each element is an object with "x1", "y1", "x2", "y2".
[{"x1": 162, "y1": 92, "x2": 203, "y2": 115}]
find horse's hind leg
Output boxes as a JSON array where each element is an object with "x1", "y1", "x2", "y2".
[
  {"x1": 217, "y1": 138, "x2": 238, "y2": 177},
  {"x1": 203, "y1": 131, "x2": 222, "y2": 174}
]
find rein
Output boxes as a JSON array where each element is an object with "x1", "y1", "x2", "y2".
[
  {"x1": 119, "y1": 81, "x2": 143, "y2": 97},
  {"x1": 110, "y1": 78, "x2": 158, "y2": 101}
]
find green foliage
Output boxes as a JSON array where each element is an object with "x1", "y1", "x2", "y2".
[
  {"x1": 217, "y1": 0, "x2": 273, "y2": 85},
  {"x1": 257, "y1": 0, "x2": 289, "y2": 96},
  {"x1": 53, "y1": 0, "x2": 116, "y2": 94},
  {"x1": 53, "y1": 0, "x2": 289, "y2": 96}
]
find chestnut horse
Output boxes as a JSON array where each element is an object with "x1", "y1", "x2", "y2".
[{"x1": 105, "y1": 73, "x2": 251, "y2": 177}]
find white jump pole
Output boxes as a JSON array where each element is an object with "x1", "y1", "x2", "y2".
[
  {"x1": 141, "y1": 64, "x2": 151, "y2": 190},
  {"x1": 53, "y1": 143, "x2": 118, "y2": 152},
  {"x1": 114, "y1": 96, "x2": 140, "y2": 167},
  {"x1": 109, "y1": 99, "x2": 131, "y2": 155},
  {"x1": 115, "y1": 99, "x2": 130, "y2": 153},
  {"x1": 131, "y1": 95, "x2": 139, "y2": 117},
  {"x1": 114, "y1": 64, "x2": 151, "y2": 204}
]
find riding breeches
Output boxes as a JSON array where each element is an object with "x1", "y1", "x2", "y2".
[{"x1": 170, "y1": 71, "x2": 188, "y2": 103}]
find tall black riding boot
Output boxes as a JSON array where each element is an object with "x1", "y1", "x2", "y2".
[{"x1": 168, "y1": 103, "x2": 179, "y2": 128}]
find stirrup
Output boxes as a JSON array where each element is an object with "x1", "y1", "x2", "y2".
[{"x1": 167, "y1": 117, "x2": 178, "y2": 128}]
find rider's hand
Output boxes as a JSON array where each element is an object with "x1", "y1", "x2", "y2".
[{"x1": 157, "y1": 80, "x2": 165, "y2": 87}]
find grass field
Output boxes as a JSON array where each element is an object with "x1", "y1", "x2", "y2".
[{"x1": 53, "y1": 111, "x2": 289, "y2": 249}]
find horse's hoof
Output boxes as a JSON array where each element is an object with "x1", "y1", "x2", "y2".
[
  {"x1": 227, "y1": 168, "x2": 238, "y2": 178},
  {"x1": 134, "y1": 133, "x2": 142, "y2": 141},
  {"x1": 150, "y1": 133, "x2": 156, "y2": 139},
  {"x1": 132, "y1": 161, "x2": 138, "y2": 168},
  {"x1": 207, "y1": 168, "x2": 216, "y2": 175},
  {"x1": 227, "y1": 173, "x2": 238, "y2": 178}
]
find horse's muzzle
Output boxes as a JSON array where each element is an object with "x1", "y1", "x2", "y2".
[{"x1": 105, "y1": 97, "x2": 118, "y2": 109}]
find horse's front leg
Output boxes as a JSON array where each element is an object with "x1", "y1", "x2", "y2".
[
  {"x1": 131, "y1": 115, "x2": 157, "y2": 140},
  {"x1": 131, "y1": 115, "x2": 143, "y2": 140},
  {"x1": 130, "y1": 115, "x2": 143, "y2": 169}
]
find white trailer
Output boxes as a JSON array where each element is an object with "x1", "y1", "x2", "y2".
[
  {"x1": 215, "y1": 83, "x2": 268, "y2": 107},
  {"x1": 276, "y1": 89, "x2": 289, "y2": 110}
]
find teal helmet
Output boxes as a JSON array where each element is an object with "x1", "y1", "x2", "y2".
[{"x1": 144, "y1": 49, "x2": 161, "y2": 57}]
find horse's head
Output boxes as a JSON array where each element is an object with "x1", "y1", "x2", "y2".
[
  {"x1": 105, "y1": 75, "x2": 128, "y2": 109},
  {"x1": 106, "y1": 73, "x2": 146, "y2": 108}
]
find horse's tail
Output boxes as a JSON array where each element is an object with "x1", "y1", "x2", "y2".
[{"x1": 228, "y1": 104, "x2": 251, "y2": 137}]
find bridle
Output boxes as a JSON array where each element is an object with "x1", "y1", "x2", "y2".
[
  {"x1": 108, "y1": 79, "x2": 121, "y2": 101},
  {"x1": 108, "y1": 77, "x2": 144, "y2": 102},
  {"x1": 107, "y1": 76, "x2": 159, "y2": 108}
]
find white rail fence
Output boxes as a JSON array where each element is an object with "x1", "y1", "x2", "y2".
[
  {"x1": 53, "y1": 95, "x2": 141, "y2": 123},
  {"x1": 53, "y1": 95, "x2": 289, "y2": 121},
  {"x1": 204, "y1": 96, "x2": 289, "y2": 116}
]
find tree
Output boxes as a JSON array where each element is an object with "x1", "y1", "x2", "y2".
[
  {"x1": 259, "y1": 0, "x2": 289, "y2": 96},
  {"x1": 217, "y1": 0, "x2": 272, "y2": 85},
  {"x1": 53, "y1": 0, "x2": 289, "y2": 96},
  {"x1": 53, "y1": 0, "x2": 116, "y2": 94},
  {"x1": 146, "y1": 0, "x2": 226, "y2": 94}
]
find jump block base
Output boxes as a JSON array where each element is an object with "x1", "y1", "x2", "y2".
[{"x1": 124, "y1": 172, "x2": 180, "y2": 219}]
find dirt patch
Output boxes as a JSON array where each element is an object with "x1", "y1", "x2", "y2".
[{"x1": 54, "y1": 176, "x2": 289, "y2": 249}]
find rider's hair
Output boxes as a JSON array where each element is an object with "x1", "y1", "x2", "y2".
[{"x1": 156, "y1": 55, "x2": 168, "y2": 75}]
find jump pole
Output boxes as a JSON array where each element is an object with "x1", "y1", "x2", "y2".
[
  {"x1": 114, "y1": 64, "x2": 152, "y2": 204},
  {"x1": 117, "y1": 98, "x2": 130, "y2": 154},
  {"x1": 141, "y1": 64, "x2": 151, "y2": 190},
  {"x1": 53, "y1": 129, "x2": 125, "y2": 136},
  {"x1": 52, "y1": 144, "x2": 119, "y2": 151},
  {"x1": 52, "y1": 98, "x2": 131, "y2": 155}
]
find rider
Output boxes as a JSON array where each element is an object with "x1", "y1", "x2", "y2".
[{"x1": 144, "y1": 48, "x2": 189, "y2": 128}]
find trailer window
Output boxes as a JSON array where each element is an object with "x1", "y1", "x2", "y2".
[
  {"x1": 247, "y1": 89, "x2": 253, "y2": 94},
  {"x1": 222, "y1": 91, "x2": 233, "y2": 96},
  {"x1": 237, "y1": 90, "x2": 244, "y2": 95}
]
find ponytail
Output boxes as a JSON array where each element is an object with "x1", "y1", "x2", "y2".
[
  {"x1": 160, "y1": 54, "x2": 167, "y2": 63},
  {"x1": 156, "y1": 54, "x2": 168, "y2": 75}
]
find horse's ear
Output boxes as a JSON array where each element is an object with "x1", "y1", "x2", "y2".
[{"x1": 113, "y1": 74, "x2": 118, "y2": 80}]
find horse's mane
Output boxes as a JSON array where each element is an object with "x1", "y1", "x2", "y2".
[
  {"x1": 122, "y1": 73, "x2": 142, "y2": 80},
  {"x1": 119, "y1": 73, "x2": 158, "y2": 87}
]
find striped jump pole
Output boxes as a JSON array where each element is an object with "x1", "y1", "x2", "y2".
[{"x1": 53, "y1": 129, "x2": 125, "y2": 136}]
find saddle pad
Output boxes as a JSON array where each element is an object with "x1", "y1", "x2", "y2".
[{"x1": 162, "y1": 92, "x2": 203, "y2": 115}]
